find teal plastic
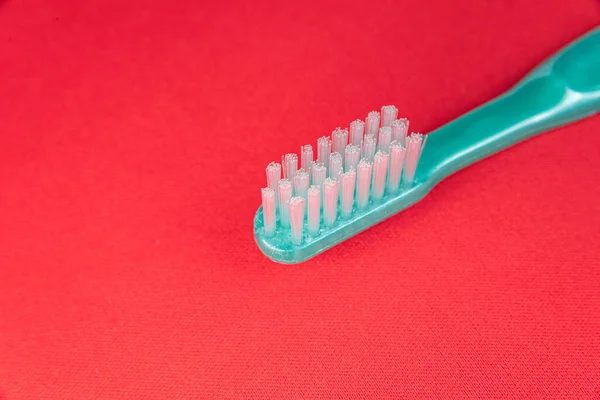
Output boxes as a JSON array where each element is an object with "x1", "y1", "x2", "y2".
[{"x1": 254, "y1": 26, "x2": 600, "y2": 264}]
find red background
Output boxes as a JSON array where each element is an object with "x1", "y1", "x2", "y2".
[{"x1": 1, "y1": 0, "x2": 599, "y2": 398}]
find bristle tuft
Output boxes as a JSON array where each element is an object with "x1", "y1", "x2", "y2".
[
  {"x1": 331, "y1": 128, "x2": 348, "y2": 162},
  {"x1": 362, "y1": 134, "x2": 376, "y2": 163},
  {"x1": 307, "y1": 186, "x2": 321, "y2": 236},
  {"x1": 261, "y1": 187, "x2": 276, "y2": 236},
  {"x1": 282, "y1": 153, "x2": 298, "y2": 182},
  {"x1": 322, "y1": 178, "x2": 339, "y2": 227},
  {"x1": 344, "y1": 144, "x2": 361, "y2": 172},
  {"x1": 350, "y1": 119, "x2": 365, "y2": 146},
  {"x1": 378, "y1": 127, "x2": 392, "y2": 154},
  {"x1": 278, "y1": 179, "x2": 293, "y2": 228},
  {"x1": 340, "y1": 169, "x2": 356, "y2": 219},
  {"x1": 387, "y1": 141, "x2": 406, "y2": 193},
  {"x1": 371, "y1": 151, "x2": 389, "y2": 202},
  {"x1": 365, "y1": 111, "x2": 381, "y2": 140},
  {"x1": 391, "y1": 118, "x2": 409, "y2": 146},
  {"x1": 329, "y1": 152, "x2": 343, "y2": 180},
  {"x1": 403, "y1": 133, "x2": 425, "y2": 186},
  {"x1": 266, "y1": 162, "x2": 281, "y2": 188},
  {"x1": 266, "y1": 162, "x2": 281, "y2": 208},
  {"x1": 289, "y1": 197, "x2": 305, "y2": 245},
  {"x1": 293, "y1": 170, "x2": 310, "y2": 203},
  {"x1": 301, "y1": 145, "x2": 313, "y2": 173},
  {"x1": 381, "y1": 105, "x2": 398, "y2": 127},
  {"x1": 317, "y1": 136, "x2": 331, "y2": 175},
  {"x1": 311, "y1": 162, "x2": 326, "y2": 187},
  {"x1": 356, "y1": 159, "x2": 372, "y2": 209}
]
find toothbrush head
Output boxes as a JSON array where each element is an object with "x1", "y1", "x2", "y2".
[{"x1": 255, "y1": 106, "x2": 427, "y2": 264}]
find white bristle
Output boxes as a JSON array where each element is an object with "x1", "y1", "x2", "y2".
[
  {"x1": 322, "y1": 178, "x2": 339, "y2": 227},
  {"x1": 378, "y1": 127, "x2": 392, "y2": 154},
  {"x1": 266, "y1": 162, "x2": 281, "y2": 189},
  {"x1": 301, "y1": 145, "x2": 313, "y2": 173},
  {"x1": 278, "y1": 179, "x2": 292, "y2": 228},
  {"x1": 317, "y1": 136, "x2": 331, "y2": 174},
  {"x1": 261, "y1": 187, "x2": 276, "y2": 237},
  {"x1": 311, "y1": 161, "x2": 327, "y2": 206},
  {"x1": 362, "y1": 134, "x2": 377, "y2": 163},
  {"x1": 381, "y1": 105, "x2": 398, "y2": 127},
  {"x1": 365, "y1": 111, "x2": 381, "y2": 140},
  {"x1": 350, "y1": 119, "x2": 365, "y2": 146},
  {"x1": 391, "y1": 118, "x2": 409, "y2": 146},
  {"x1": 331, "y1": 127, "x2": 348, "y2": 162},
  {"x1": 266, "y1": 162, "x2": 281, "y2": 209},
  {"x1": 282, "y1": 153, "x2": 298, "y2": 182},
  {"x1": 307, "y1": 185, "x2": 321, "y2": 236},
  {"x1": 293, "y1": 170, "x2": 310, "y2": 204},
  {"x1": 356, "y1": 159, "x2": 372, "y2": 209},
  {"x1": 339, "y1": 169, "x2": 356, "y2": 219},
  {"x1": 289, "y1": 197, "x2": 305, "y2": 245},
  {"x1": 344, "y1": 144, "x2": 361, "y2": 172},
  {"x1": 311, "y1": 162, "x2": 326, "y2": 187},
  {"x1": 329, "y1": 152, "x2": 343, "y2": 180},
  {"x1": 403, "y1": 132, "x2": 426, "y2": 186},
  {"x1": 387, "y1": 141, "x2": 406, "y2": 193},
  {"x1": 259, "y1": 110, "x2": 422, "y2": 245},
  {"x1": 371, "y1": 151, "x2": 389, "y2": 202}
]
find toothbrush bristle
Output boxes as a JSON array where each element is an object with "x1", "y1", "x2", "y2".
[
  {"x1": 362, "y1": 134, "x2": 376, "y2": 163},
  {"x1": 282, "y1": 153, "x2": 298, "y2": 181},
  {"x1": 278, "y1": 179, "x2": 293, "y2": 228},
  {"x1": 381, "y1": 105, "x2": 398, "y2": 127},
  {"x1": 261, "y1": 187, "x2": 276, "y2": 236},
  {"x1": 293, "y1": 170, "x2": 310, "y2": 203},
  {"x1": 387, "y1": 141, "x2": 406, "y2": 193},
  {"x1": 317, "y1": 136, "x2": 331, "y2": 174},
  {"x1": 344, "y1": 144, "x2": 361, "y2": 173},
  {"x1": 311, "y1": 162, "x2": 326, "y2": 187},
  {"x1": 307, "y1": 185, "x2": 321, "y2": 236},
  {"x1": 266, "y1": 161, "x2": 281, "y2": 208},
  {"x1": 328, "y1": 152, "x2": 343, "y2": 180},
  {"x1": 349, "y1": 119, "x2": 365, "y2": 146},
  {"x1": 289, "y1": 197, "x2": 305, "y2": 245},
  {"x1": 391, "y1": 118, "x2": 409, "y2": 146},
  {"x1": 403, "y1": 133, "x2": 425, "y2": 186},
  {"x1": 378, "y1": 126, "x2": 392, "y2": 154},
  {"x1": 340, "y1": 169, "x2": 356, "y2": 219},
  {"x1": 322, "y1": 178, "x2": 339, "y2": 227},
  {"x1": 259, "y1": 105, "x2": 425, "y2": 249},
  {"x1": 301, "y1": 145, "x2": 313, "y2": 172},
  {"x1": 356, "y1": 159, "x2": 372, "y2": 210},
  {"x1": 331, "y1": 128, "x2": 349, "y2": 161},
  {"x1": 371, "y1": 151, "x2": 389, "y2": 202},
  {"x1": 365, "y1": 111, "x2": 381, "y2": 140}
]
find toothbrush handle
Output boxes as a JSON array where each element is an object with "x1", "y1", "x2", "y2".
[{"x1": 419, "y1": 26, "x2": 600, "y2": 184}]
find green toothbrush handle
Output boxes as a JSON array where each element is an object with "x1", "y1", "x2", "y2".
[{"x1": 419, "y1": 26, "x2": 600, "y2": 184}]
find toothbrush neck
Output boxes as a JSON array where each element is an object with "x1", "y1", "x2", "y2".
[
  {"x1": 417, "y1": 77, "x2": 599, "y2": 185},
  {"x1": 417, "y1": 27, "x2": 600, "y2": 185}
]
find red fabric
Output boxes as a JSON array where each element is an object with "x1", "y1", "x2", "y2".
[{"x1": 1, "y1": 0, "x2": 599, "y2": 398}]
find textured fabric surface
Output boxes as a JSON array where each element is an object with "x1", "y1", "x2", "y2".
[{"x1": 1, "y1": 0, "x2": 599, "y2": 398}]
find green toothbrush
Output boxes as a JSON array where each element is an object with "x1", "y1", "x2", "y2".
[{"x1": 254, "y1": 26, "x2": 600, "y2": 264}]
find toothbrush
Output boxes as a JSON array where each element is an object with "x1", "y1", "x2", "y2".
[{"x1": 254, "y1": 26, "x2": 600, "y2": 264}]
